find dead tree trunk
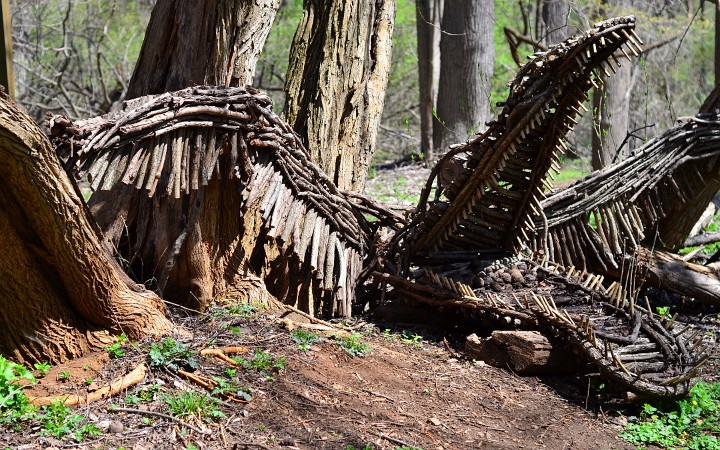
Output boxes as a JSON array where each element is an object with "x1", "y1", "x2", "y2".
[
  {"x1": 126, "y1": 0, "x2": 280, "y2": 98},
  {"x1": 283, "y1": 0, "x2": 395, "y2": 192},
  {"x1": 0, "y1": 93, "x2": 171, "y2": 364}
]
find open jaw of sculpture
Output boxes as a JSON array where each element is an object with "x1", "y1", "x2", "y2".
[
  {"x1": 381, "y1": 16, "x2": 711, "y2": 397},
  {"x1": 392, "y1": 16, "x2": 643, "y2": 262}
]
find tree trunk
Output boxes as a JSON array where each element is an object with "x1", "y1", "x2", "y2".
[
  {"x1": 283, "y1": 0, "x2": 395, "y2": 192},
  {"x1": 541, "y1": 0, "x2": 568, "y2": 45},
  {"x1": 592, "y1": 57, "x2": 631, "y2": 169},
  {"x1": 126, "y1": 0, "x2": 280, "y2": 99},
  {"x1": 416, "y1": 0, "x2": 442, "y2": 163},
  {"x1": 433, "y1": 0, "x2": 494, "y2": 152},
  {"x1": 0, "y1": 93, "x2": 171, "y2": 364}
]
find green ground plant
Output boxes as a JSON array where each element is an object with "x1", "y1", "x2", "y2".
[
  {"x1": 210, "y1": 376, "x2": 253, "y2": 402},
  {"x1": 162, "y1": 390, "x2": 225, "y2": 423},
  {"x1": 33, "y1": 362, "x2": 50, "y2": 377},
  {"x1": 211, "y1": 302, "x2": 259, "y2": 319},
  {"x1": 233, "y1": 349, "x2": 286, "y2": 375},
  {"x1": 148, "y1": 338, "x2": 200, "y2": 372},
  {"x1": 106, "y1": 333, "x2": 128, "y2": 358},
  {"x1": 334, "y1": 333, "x2": 372, "y2": 357},
  {"x1": 620, "y1": 381, "x2": 720, "y2": 449},
  {"x1": 0, "y1": 356, "x2": 36, "y2": 424},
  {"x1": 38, "y1": 400, "x2": 101, "y2": 442},
  {"x1": 291, "y1": 329, "x2": 324, "y2": 351}
]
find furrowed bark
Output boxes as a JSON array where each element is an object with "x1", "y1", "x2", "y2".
[{"x1": 0, "y1": 93, "x2": 171, "y2": 364}]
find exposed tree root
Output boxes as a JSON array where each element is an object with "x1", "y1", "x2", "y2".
[{"x1": 29, "y1": 363, "x2": 148, "y2": 406}]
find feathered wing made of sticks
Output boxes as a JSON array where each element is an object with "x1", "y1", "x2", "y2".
[{"x1": 49, "y1": 87, "x2": 385, "y2": 316}]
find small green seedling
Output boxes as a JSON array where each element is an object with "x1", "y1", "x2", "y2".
[
  {"x1": 106, "y1": 334, "x2": 128, "y2": 358},
  {"x1": 33, "y1": 362, "x2": 50, "y2": 377},
  {"x1": 335, "y1": 333, "x2": 371, "y2": 357},
  {"x1": 291, "y1": 329, "x2": 324, "y2": 350},
  {"x1": 655, "y1": 306, "x2": 671, "y2": 319}
]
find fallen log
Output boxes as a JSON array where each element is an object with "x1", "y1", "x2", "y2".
[{"x1": 466, "y1": 331, "x2": 584, "y2": 375}]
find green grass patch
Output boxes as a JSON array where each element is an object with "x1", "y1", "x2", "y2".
[{"x1": 162, "y1": 390, "x2": 225, "y2": 423}]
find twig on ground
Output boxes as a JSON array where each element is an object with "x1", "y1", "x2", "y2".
[
  {"x1": 109, "y1": 406, "x2": 208, "y2": 435},
  {"x1": 380, "y1": 433, "x2": 419, "y2": 448}
]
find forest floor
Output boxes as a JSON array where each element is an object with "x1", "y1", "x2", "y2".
[
  {"x1": 1, "y1": 162, "x2": 718, "y2": 450},
  {"x1": 1, "y1": 301, "x2": 642, "y2": 450}
]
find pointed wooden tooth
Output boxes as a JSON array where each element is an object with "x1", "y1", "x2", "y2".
[
  {"x1": 601, "y1": 63, "x2": 611, "y2": 77},
  {"x1": 611, "y1": 31, "x2": 621, "y2": 40},
  {"x1": 592, "y1": 43, "x2": 597, "y2": 54},
  {"x1": 630, "y1": 29, "x2": 644, "y2": 45},
  {"x1": 619, "y1": 45, "x2": 631, "y2": 60},
  {"x1": 566, "y1": 265, "x2": 575, "y2": 278},
  {"x1": 605, "y1": 60, "x2": 616, "y2": 74},
  {"x1": 623, "y1": 40, "x2": 639, "y2": 57},
  {"x1": 577, "y1": 101, "x2": 589, "y2": 112},
  {"x1": 644, "y1": 296, "x2": 653, "y2": 319}
]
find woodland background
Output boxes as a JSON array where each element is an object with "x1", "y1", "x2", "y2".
[{"x1": 11, "y1": 0, "x2": 717, "y2": 173}]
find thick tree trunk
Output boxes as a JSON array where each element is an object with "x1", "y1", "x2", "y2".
[
  {"x1": 0, "y1": 93, "x2": 171, "y2": 364},
  {"x1": 592, "y1": 58, "x2": 631, "y2": 169},
  {"x1": 433, "y1": 0, "x2": 494, "y2": 152},
  {"x1": 283, "y1": 0, "x2": 395, "y2": 192},
  {"x1": 416, "y1": 0, "x2": 442, "y2": 163},
  {"x1": 126, "y1": 0, "x2": 280, "y2": 99}
]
